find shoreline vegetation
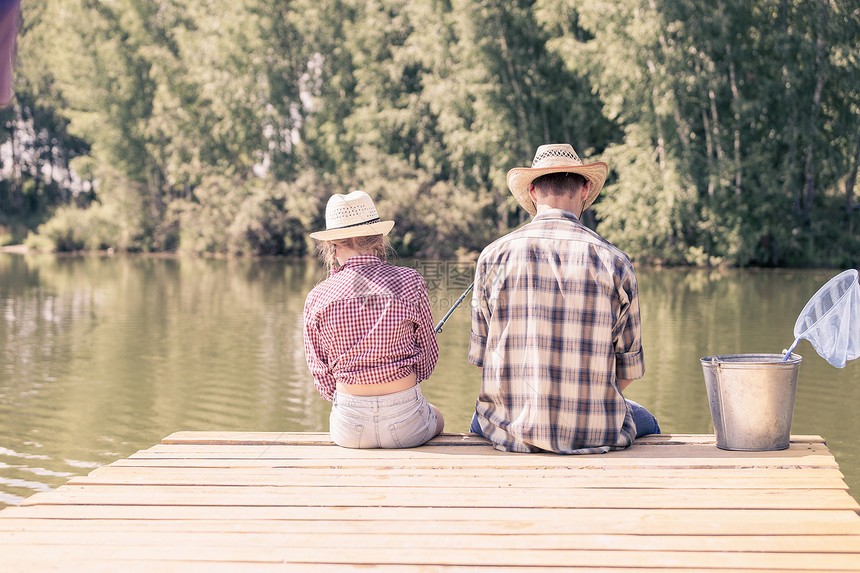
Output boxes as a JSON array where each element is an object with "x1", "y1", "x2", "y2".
[
  {"x1": 0, "y1": 243, "x2": 485, "y2": 265},
  {"x1": 1, "y1": 1, "x2": 858, "y2": 268}
]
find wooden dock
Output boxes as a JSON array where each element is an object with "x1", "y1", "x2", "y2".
[{"x1": 0, "y1": 432, "x2": 859, "y2": 571}]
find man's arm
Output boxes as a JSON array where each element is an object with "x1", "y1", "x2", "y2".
[{"x1": 618, "y1": 378, "x2": 633, "y2": 392}]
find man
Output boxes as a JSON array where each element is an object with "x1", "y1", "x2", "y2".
[{"x1": 468, "y1": 143, "x2": 659, "y2": 453}]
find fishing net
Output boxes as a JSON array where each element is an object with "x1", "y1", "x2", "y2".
[{"x1": 783, "y1": 269, "x2": 860, "y2": 368}]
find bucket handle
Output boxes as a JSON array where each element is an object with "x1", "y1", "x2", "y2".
[{"x1": 711, "y1": 357, "x2": 726, "y2": 437}]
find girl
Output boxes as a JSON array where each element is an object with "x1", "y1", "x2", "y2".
[{"x1": 303, "y1": 190, "x2": 444, "y2": 448}]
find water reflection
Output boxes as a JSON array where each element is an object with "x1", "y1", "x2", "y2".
[{"x1": 0, "y1": 254, "x2": 857, "y2": 507}]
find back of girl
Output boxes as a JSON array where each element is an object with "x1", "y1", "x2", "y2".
[{"x1": 303, "y1": 190, "x2": 445, "y2": 448}]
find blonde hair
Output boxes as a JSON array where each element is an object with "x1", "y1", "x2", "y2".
[{"x1": 317, "y1": 234, "x2": 392, "y2": 272}]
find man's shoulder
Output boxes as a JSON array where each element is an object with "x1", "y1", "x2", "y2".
[
  {"x1": 477, "y1": 218, "x2": 631, "y2": 262},
  {"x1": 478, "y1": 221, "x2": 541, "y2": 256},
  {"x1": 587, "y1": 231, "x2": 633, "y2": 263}
]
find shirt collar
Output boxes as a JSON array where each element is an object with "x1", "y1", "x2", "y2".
[
  {"x1": 334, "y1": 255, "x2": 384, "y2": 273},
  {"x1": 532, "y1": 208, "x2": 580, "y2": 223}
]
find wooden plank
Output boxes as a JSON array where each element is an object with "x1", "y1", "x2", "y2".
[
  {"x1": 0, "y1": 562, "x2": 786, "y2": 573},
  {"x1": 93, "y1": 463, "x2": 847, "y2": 479},
  {"x1": 159, "y1": 431, "x2": 828, "y2": 446},
  {"x1": 68, "y1": 466, "x2": 850, "y2": 490},
  {"x1": 0, "y1": 561, "x2": 437, "y2": 573},
  {"x1": 0, "y1": 563, "x2": 823, "y2": 573},
  {"x1": 112, "y1": 457, "x2": 842, "y2": 471},
  {"x1": 103, "y1": 457, "x2": 849, "y2": 478},
  {"x1": 1, "y1": 528, "x2": 860, "y2": 553},
  {"x1": 3, "y1": 506, "x2": 860, "y2": 535},
  {"x1": 135, "y1": 441, "x2": 835, "y2": 458},
  {"x1": 162, "y1": 432, "x2": 489, "y2": 446},
  {"x1": 126, "y1": 444, "x2": 840, "y2": 469},
  {"x1": 0, "y1": 543, "x2": 858, "y2": 570},
  {"x1": 18, "y1": 484, "x2": 860, "y2": 510}
]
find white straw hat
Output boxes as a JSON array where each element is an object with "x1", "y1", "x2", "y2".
[
  {"x1": 309, "y1": 190, "x2": 395, "y2": 241},
  {"x1": 506, "y1": 143, "x2": 608, "y2": 216}
]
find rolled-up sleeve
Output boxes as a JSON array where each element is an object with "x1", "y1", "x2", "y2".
[
  {"x1": 303, "y1": 298, "x2": 337, "y2": 401},
  {"x1": 613, "y1": 265, "x2": 645, "y2": 381}
]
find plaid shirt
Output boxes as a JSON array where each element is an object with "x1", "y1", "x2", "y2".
[
  {"x1": 468, "y1": 209, "x2": 645, "y2": 454},
  {"x1": 303, "y1": 255, "x2": 439, "y2": 401}
]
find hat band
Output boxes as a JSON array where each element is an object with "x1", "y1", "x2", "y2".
[{"x1": 326, "y1": 217, "x2": 381, "y2": 231}]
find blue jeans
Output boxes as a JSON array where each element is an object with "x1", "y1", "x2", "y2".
[
  {"x1": 627, "y1": 399, "x2": 660, "y2": 436},
  {"x1": 330, "y1": 385, "x2": 438, "y2": 449},
  {"x1": 469, "y1": 399, "x2": 660, "y2": 438}
]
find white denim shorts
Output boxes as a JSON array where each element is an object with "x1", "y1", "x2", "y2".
[{"x1": 329, "y1": 385, "x2": 437, "y2": 449}]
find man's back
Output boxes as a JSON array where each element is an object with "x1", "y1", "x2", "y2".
[{"x1": 468, "y1": 209, "x2": 645, "y2": 453}]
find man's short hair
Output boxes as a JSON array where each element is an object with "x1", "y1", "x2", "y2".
[{"x1": 532, "y1": 172, "x2": 588, "y2": 197}]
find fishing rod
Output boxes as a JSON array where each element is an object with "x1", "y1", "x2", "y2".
[{"x1": 434, "y1": 281, "x2": 474, "y2": 334}]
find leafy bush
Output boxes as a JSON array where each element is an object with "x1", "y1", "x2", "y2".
[
  {"x1": 168, "y1": 172, "x2": 331, "y2": 256},
  {"x1": 228, "y1": 184, "x2": 308, "y2": 257},
  {"x1": 25, "y1": 204, "x2": 125, "y2": 252}
]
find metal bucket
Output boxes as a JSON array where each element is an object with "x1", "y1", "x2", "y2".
[{"x1": 700, "y1": 353, "x2": 802, "y2": 451}]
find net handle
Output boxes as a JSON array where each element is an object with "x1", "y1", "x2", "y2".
[{"x1": 781, "y1": 339, "x2": 800, "y2": 362}]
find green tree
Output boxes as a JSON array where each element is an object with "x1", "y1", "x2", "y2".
[
  {"x1": 542, "y1": 0, "x2": 859, "y2": 267},
  {"x1": 10, "y1": 0, "x2": 857, "y2": 265}
]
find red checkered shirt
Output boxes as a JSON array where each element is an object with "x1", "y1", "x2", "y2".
[{"x1": 303, "y1": 255, "x2": 439, "y2": 401}]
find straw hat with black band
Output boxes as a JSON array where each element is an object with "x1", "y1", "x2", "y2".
[
  {"x1": 309, "y1": 190, "x2": 395, "y2": 241},
  {"x1": 506, "y1": 143, "x2": 608, "y2": 216}
]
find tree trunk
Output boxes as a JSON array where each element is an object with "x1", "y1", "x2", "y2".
[
  {"x1": 778, "y1": 0, "x2": 801, "y2": 215},
  {"x1": 9, "y1": 104, "x2": 21, "y2": 209},
  {"x1": 696, "y1": 59, "x2": 715, "y2": 199},
  {"x1": 708, "y1": 89, "x2": 724, "y2": 161},
  {"x1": 497, "y1": 31, "x2": 528, "y2": 155},
  {"x1": 846, "y1": 134, "x2": 859, "y2": 215},
  {"x1": 802, "y1": 0, "x2": 828, "y2": 220},
  {"x1": 729, "y1": 58, "x2": 741, "y2": 203},
  {"x1": 718, "y1": 0, "x2": 742, "y2": 202},
  {"x1": 702, "y1": 107, "x2": 715, "y2": 198}
]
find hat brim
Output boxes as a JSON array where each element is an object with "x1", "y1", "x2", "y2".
[
  {"x1": 309, "y1": 220, "x2": 395, "y2": 241},
  {"x1": 506, "y1": 162, "x2": 608, "y2": 216}
]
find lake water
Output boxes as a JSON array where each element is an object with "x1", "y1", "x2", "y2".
[{"x1": 1, "y1": 253, "x2": 858, "y2": 507}]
